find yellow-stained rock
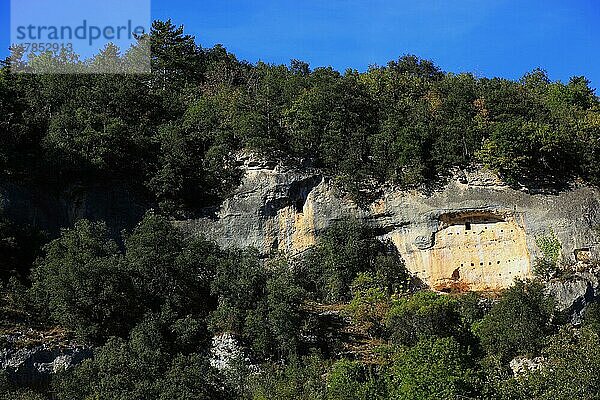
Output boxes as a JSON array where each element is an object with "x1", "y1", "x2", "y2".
[
  {"x1": 389, "y1": 212, "x2": 531, "y2": 291},
  {"x1": 181, "y1": 156, "x2": 600, "y2": 292}
]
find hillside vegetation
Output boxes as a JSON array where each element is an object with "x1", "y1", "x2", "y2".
[{"x1": 1, "y1": 20, "x2": 600, "y2": 399}]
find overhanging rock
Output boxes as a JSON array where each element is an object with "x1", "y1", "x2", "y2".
[{"x1": 180, "y1": 157, "x2": 600, "y2": 292}]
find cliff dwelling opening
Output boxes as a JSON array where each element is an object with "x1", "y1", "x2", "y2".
[{"x1": 418, "y1": 211, "x2": 531, "y2": 292}]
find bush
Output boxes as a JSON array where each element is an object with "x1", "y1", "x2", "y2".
[
  {"x1": 55, "y1": 313, "x2": 226, "y2": 400},
  {"x1": 298, "y1": 219, "x2": 409, "y2": 302},
  {"x1": 241, "y1": 353, "x2": 327, "y2": 400},
  {"x1": 0, "y1": 371, "x2": 46, "y2": 400},
  {"x1": 474, "y1": 280, "x2": 555, "y2": 362},
  {"x1": 211, "y1": 256, "x2": 305, "y2": 360},
  {"x1": 499, "y1": 327, "x2": 600, "y2": 399},
  {"x1": 347, "y1": 273, "x2": 391, "y2": 338},
  {"x1": 30, "y1": 213, "x2": 222, "y2": 342},
  {"x1": 385, "y1": 291, "x2": 463, "y2": 346},
  {"x1": 533, "y1": 231, "x2": 562, "y2": 279},
  {"x1": 327, "y1": 359, "x2": 386, "y2": 400},
  {"x1": 386, "y1": 337, "x2": 478, "y2": 400},
  {"x1": 583, "y1": 302, "x2": 600, "y2": 335},
  {"x1": 124, "y1": 213, "x2": 220, "y2": 317},
  {"x1": 30, "y1": 220, "x2": 134, "y2": 341}
]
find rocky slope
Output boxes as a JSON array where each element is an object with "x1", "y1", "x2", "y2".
[{"x1": 0, "y1": 327, "x2": 91, "y2": 388}]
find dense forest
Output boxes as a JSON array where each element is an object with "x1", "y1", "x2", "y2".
[{"x1": 1, "y1": 20, "x2": 600, "y2": 399}]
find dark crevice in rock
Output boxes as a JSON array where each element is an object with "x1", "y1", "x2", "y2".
[{"x1": 259, "y1": 175, "x2": 322, "y2": 217}]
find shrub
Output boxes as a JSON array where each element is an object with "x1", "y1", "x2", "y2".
[
  {"x1": 385, "y1": 291, "x2": 462, "y2": 346},
  {"x1": 298, "y1": 219, "x2": 408, "y2": 302},
  {"x1": 473, "y1": 280, "x2": 555, "y2": 362},
  {"x1": 30, "y1": 220, "x2": 133, "y2": 341},
  {"x1": 386, "y1": 337, "x2": 478, "y2": 400},
  {"x1": 533, "y1": 230, "x2": 562, "y2": 279},
  {"x1": 347, "y1": 273, "x2": 391, "y2": 338},
  {"x1": 327, "y1": 359, "x2": 386, "y2": 400}
]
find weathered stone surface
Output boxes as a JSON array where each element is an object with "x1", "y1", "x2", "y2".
[
  {"x1": 180, "y1": 157, "x2": 600, "y2": 291},
  {"x1": 0, "y1": 330, "x2": 92, "y2": 386},
  {"x1": 0, "y1": 181, "x2": 147, "y2": 237},
  {"x1": 546, "y1": 273, "x2": 600, "y2": 324},
  {"x1": 209, "y1": 332, "x2": 246, "y2": 371},
  {"x1": 510, "y1": 356, "x2": 545, "y2": 377}
]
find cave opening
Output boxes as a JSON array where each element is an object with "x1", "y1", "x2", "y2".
[{"x1": 294, "y1": 198, "x2": 305, "y2": 213}]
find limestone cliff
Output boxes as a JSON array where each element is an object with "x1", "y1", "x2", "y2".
[
  {"x1": 181, "y1": 154, "x2": 600, "y2": 292},
  {"x1": 0, "y1": 181, "x2": 148, "y2": 237}
]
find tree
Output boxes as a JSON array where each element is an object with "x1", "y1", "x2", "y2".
[
  {"x1": 124, "y1": 213, "x2": 219, "y2": 318},
  {"x1": 474, "y1": 280, "x2": 555, "y2": 362},
  {"x1": 30, "y1": 220, "x2": 133, "y2": 341},
  {"x1": 150, "y1": 20, "x2": 204, "y2": 102},
  {"x1": 0, "y1": 210, "x2": 45, "y2": 281},
  {"x1": 211, "y1": 255, "x2": 304, "y2": 360},
  {"x1": 348, "y1": 273, "x2": 391, "y2": 338},
  {"x1": 385, "y1": 291, "x2": 463, "y2": 346},
  {"x1": 148, "y1": 92, "x2": 241, "y2": 214},
  {"x1": 247, "y1": 262, "x2": 305, "y2": 359},
  {"x1": 533, "y1": 230, "x2": 562, "y2": 279},
  {"x1": 241, "y1": 353, "x2": 327, "y2": 400},
  {"x1": 500, "y1": 327, "x2": 600, "y2": 399},
  {"x1": 299, "y1": 219, "x2": 408, "y2": 302},
  {"x1": 0, "y1": 371, "x2": 46, "y2": 400},
  {"x1": 55, "y1": 314, "x2": 227, "y2": 400},
  {"x1": 238, "y1": 62, "x2": 307, "y2": 153},
  {"x1": 386, "y1": 337, "x2": 478, "y2": 400},
  {"x1": 327, "y1": 359, "x2": 386, "y2": 400}
]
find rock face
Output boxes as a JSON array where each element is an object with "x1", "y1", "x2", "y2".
[
  {"x1": 209, "y1": 332, "x2": 247, "y2": 372},
  {"x1": 546, "y1": 273, "x2": 600, "y2": 323},
  {"x1": 181, "y1": 156, "x2": 600, "y2": 291},
  {"x1": 0, "y1": 180, "x2": 147, "y2": 237},
  {"x1": 0, "y1": 330, "x2": 92, "y2": 387},
  {"x1": 509, "y1": 356, "x2": 545, "y2": 376}
]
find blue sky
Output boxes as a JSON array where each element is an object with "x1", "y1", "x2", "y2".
[{"x1": 1, "y1": 0, "x2": 599, "y2": 90}]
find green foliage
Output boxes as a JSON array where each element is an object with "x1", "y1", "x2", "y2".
[
  {"x1": 240, "y1": 353, "x2": 327, "y2": 400},
  {"x1": 2, "y1": 30, "x2": 599, "y2": 214},
  {"x1": 499, "y1": 327, "x2": 600, "y2": 400},
  {"x1": 536, "y1": 230, "x2": 561, "y2": 262},
  {"x1": 148, "y1": 91, "x2": 241, "y2": 214},
  {"x1": 124, "y1": 213, "x2": 219, "y2": 317},
  {"x1": 211, "y1": 256, "x2": 305, "y2": 360},
  {"x1": 0, "y1": 371, "x2": 46, "y2": 400},
  {"x1": 386, "y1": 337, "x2": 478, "y2": 400},
  {"x1": 299, "y1": 219, "x2": 409, "y2": 302},
  {"x1": 474, "y1": 280, "x2": 555, "y2": 362},
  {"x1": 30, "y1": 220, "x2": 132, "y2": 341},
  {"x1": 30, "y1": 213, "x2": 220, "y2": 342},
  {"x1": 583, "y1": 302, "x2": 600, "y2": 335},
  {"x1": 55, "y1": 314, "x2": 227, "y2": 400},
  {"x1": 0, "y1": 210, "x2": 45, "y2": 281},
  {"x1": 347, "y1": 273, "x2": 391, "y2": 338},
  {"x1": 533, "y1": 230, "x2": 562, "y2": 279},
  {"x1": 385, "y1": 291, "x2": 463, "y2": 346},
  {"x1": 326, "y1": 359, "x2": 386, "y2": 400},
  {"x1": 245, "y1": 265, "x2": 305, "y2": 360}
]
